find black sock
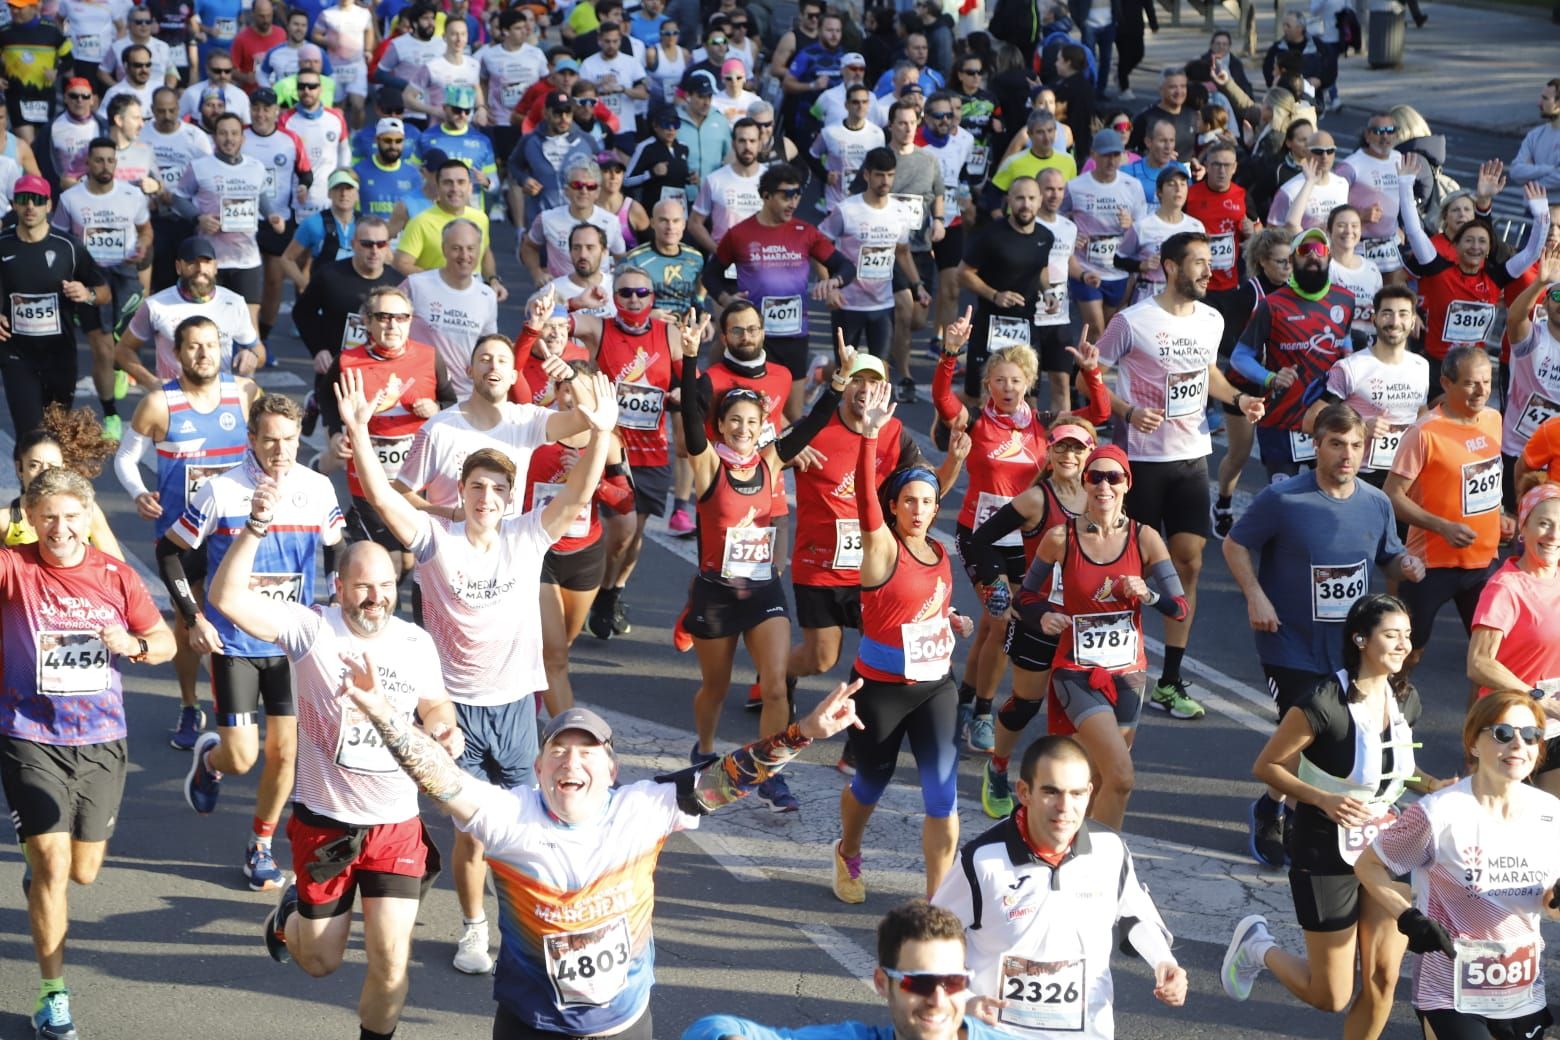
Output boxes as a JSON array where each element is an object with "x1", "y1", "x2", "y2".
[
  {"x1": 100, "y1": 398, "x2": 117, "y2": 418},
  {"x1": 957, "y1": 682, "x2": 976, "y2": 706},
  {"x1": 259, "y1": 321, "x2": 274, "y2": 341},
  {"x1": 359, "y1": 1027, "x2": 395, "y2": 1040},
  {"x1": 1255, "y1": 793, "x2": 1280, "y2": 818},
  {"x1": 596, "y1": 586, "x2": 619, "y2": 611},
  {"x1": 1159, "y1": 646, "x2": 1185, "y2": 688},
  {"x1": 1215, "y1": 494, "x2": 1232, "y2": 509},
  {"x1": 974, "y1": 696, "x2": 993, "y2": 717}
]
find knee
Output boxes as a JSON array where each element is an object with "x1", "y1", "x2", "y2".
[
  {"x1": 1172, "y1": 551, "x2": 1203, "y2": 583},
  {"x1": 30, "y1": 842, "x2": 73, "y2": 884},
  {"x1": 225, "y1": 743, "x2": 260, "y2": 774},
  {"x1": 295, "y1": 949, "x2": 340, "y2": 978},
  {"x1": 1099, "y1": 756, "x2": 1135, "y2": 798},
  {"x1": 542, "y1": 641, "x2": 570, "y2": 672},
  {"x1": 759, "y1": 679, "x2": 789, "y2": 705},
  {"x1": 1307, "y1": 984, "x2": 1352, "y2": 1015}
]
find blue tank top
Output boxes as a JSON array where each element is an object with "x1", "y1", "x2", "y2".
[{"x1": 154, "y1": 373, "x2": 247, "y2": 538}]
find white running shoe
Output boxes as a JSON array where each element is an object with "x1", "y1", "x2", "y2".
[
  {"x1": 1221, "y1": 914, "x2": 1272, "y2": 1001},
  {"x1": 453, "y1": 920, "x2": 495, "y2": 975}
]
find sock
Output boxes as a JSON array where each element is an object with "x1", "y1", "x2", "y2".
[
  {"x1": 1159, "y1": 646, "x2": 1186, "y2": 688},
  {"x1": 100, "y1": 398, "x2": 117, "y2": 418},
  {"x1": 39, "y1": 978, "x2": 66, "y2": 1008},
  {"x1": 359, "y1": 1027, "x2": 395, "y2": 1040},
  {"x1": 252, "y1": 817, "x2": 277, "y2": 843},
  {"x1": 463, "y1": 915, "x2": 487, "y2": 927},
  {"x1": 1254, "y1": 793, "x2": 1280, "y2": 819},
  {"x1": 974, "y1": 696, "x2": 993, "y2": 717},
  {"x1": 595, "y1": 586, "x2": 619, "y2": 611},
  {"x1": 957, "y1": 681, "x2": 976, "y2": 706},
  {"x1": 259, "y1": 322, "x2": 274, "y2": 342},
  {"x1": 1216, "y1": 494, "x2": 1232, "y2": 509},
  {"x1": 991, "y1": 754, "x2": 1010, "y2": 773}
]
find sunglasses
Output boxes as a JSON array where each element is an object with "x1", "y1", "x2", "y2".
[
  {"x1": 357, "y1": 239, "x2": 390, "y2": 249},
  {"x1": 13, "y1": 192, "x2": 48, "y2": 207},
  {"x1": 881, "y1": 970, "x2": 972, "y2": 997},
  {"x1": 1368, "y1": 125, "x2": 1397, "y2": 135},
  {"x1": 128, "y1": 60, "x2": 152, "y2": 69},
  {"x1": 1296, "y1": 241, "x2": 1330, "y2": 257},
  {"x1": 959, "y1": 66, "x2": 982, "y2": 75},
  {"x1": 569, "y1": 180, "x2": 600, "y2": 191},
  {"x1": 927, "y1": 110, "x2": 954, "y2": 120},
  {"x1": 769, "y1": 186, "x2": 802, "y2": 199},
  {"x1": 615, "y1": 286, "x2": 654, "y2": 298},
  {"x1": 1085, "y1": 470, "x2": 1128, "y2": 485},
  {"x1": 448, "y1": 106, "x2": 472, "y2": 114},
  {"x1": 370, "y1": 311, "x2": 414, "y2": 323},
  {"x1": 661, "y1": 27, "x2": 679, "y2": 35},
  {"x1": 1308, "y1": 146, "x2": 1336, "y2": 155},
  {"x1": 299, "y1": 82, "x2": 322, "y2": 89},
  {"x1": 1485, "y1": 723, "x2": 1543, "y2": 746},
  {"x1": 751, "y1": 119, "x2": 773, "y2": 129},
  {"x1": 130, "y1": 17, "x2": 153, "y2": 23},
  {"x1": 575, "y1": 98, "x2": 596, "y2": 106},
  {"x1": 67, "y1": 92, "x2": 94, "y2": 101},
  {"x1": 209, "y1": 67, "x2": 234, "y2": 75},
  {"x1": 730, "y1": 20, "x2": 748, "y2": 28},
  {"x1": 724, "y1": 74, "x2": 743, "y2": 81}
]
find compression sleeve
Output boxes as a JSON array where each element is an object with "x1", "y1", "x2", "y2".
[
  {"x1": 1396, "y1": 175, "x2": 1441, "y2": 267},
  {"x1": 774, "y1": 386, "x2": 841, "y2": 463},
  {"x1": 823, "y1": 250, "x2": 857, "y2": 288},
  {"x1": 1230, "y1": 338, "x2": 1272, "y2": 386},
  {"x1": 657, "y1": 724, "x2": 814, "y2": 816},
  {"x1": 433, "y1": 356, "x2": 457, "y2": 408},
  {"x1": 1502, "y1": 201, "x2": 1553, "y2": 281},
  {"x1": 1144, "y1": 556, "x2": 1189, "y2": 620},
  {"x1": 114, "y1": 426, "x2": 153, "y2": 498},
  {"x1": 1016, "y1": 550, "x2": 1057, "y2": 628},
  {"x1": 931, "y1": 351, "x2": 964, "y2": 424},
  {"x1": 701, "y1": 257, "x2": 734, "y2": 299},
  {"x1": 155, "y1": 534, "x2": 202, "y2": 626},
  {"x1": 680, "y1": 358, "x2": 708, "y2": 456},
  {"x1": 1077, "y1": 365, "x2": 1111, "y2": 426},
  {"x1": 969, "y1": 503, "x2": 1026, "y2": 583},
  {"x1": 857, "y1": 430, "x2": 885, "y2": 533}
]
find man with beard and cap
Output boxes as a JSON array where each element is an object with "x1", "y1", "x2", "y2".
[
  {"x1": 115, "y1": 316, "x2": 258, "y2": 750},
  {"x1": 163, "y1": 391, "x2": 345, "y2": 893},
  {"x1": 374, "y1": 1, "x2": 446, "y2": 122},
  {"x1": 115, "y1": 235, "x2": 264, "y2": 388},
  {"x1": 354, "y1": 117, "x2": 421, "y2": 222},
  {"x1": 1231, "y1": 227, "x2": 1360, "y2": 482}
]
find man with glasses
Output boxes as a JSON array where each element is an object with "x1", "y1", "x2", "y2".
[
  {"x1": 0, "y1": 0, "x2": 73, "y2": 142},
  {"x1": 1338, "y1": 113, "x2": 1408, "y2": 284},
  {"x1": 271, "y1": 43, "x2": 339, "y2": 109},
  {"x1": 745, "y1": 98, "x2": 798, "y2": 165},
  {"x1": 1269, "y1": 129, "x2": 1346, "y2": 231},
  {"x1": 100, "y1": 9, "x2": 179, "y2": 91},
  {"x1": 0, "y1": 175, "x2": 110, "y2": 438},
  {"x1": 686, "y1": 117, "x2": 764, "y2": 255},
  {"x1": 522, "y1": 156, "x2": 626, "y2": 282},
  {"x1": 50, "y1": 78, "x2": 109, "y2": 190},
  {"x1": 416, "y1": 83, "x2": 500, "y2": 212},
  {"x1": 355, "y1": 116, "x2": 421, "y2": 221},
  {"x1": 231, "y1": 0, "x2": 286, "y2": 94},
  {"x1": 401, "y1": 220, "x2": 499, "y2": 397},
  {"x1": 101, "y1": 44, "x2": 160, "y2": 111},
  {"x1": 812, "y1": 83, "x2": 883, "y2": 211},
  {"x1": 515, "y1": 49, "x2": 583, "y2": 133},
  {"x1": 178, "y1": 52, "x2": 252, "y2": 122},
  {"x1": 687, "y1": 26, "x2": 730, "y2": 82},
  {"x1": 477, "y1": 8, "x2": 547, "y2": 176},
  {"x1": 510, "y1": 89, "x2": 597, "y2": 226},
  {"x1": 394, "y1": 159, "x2": 502, "y2": 291},
  {"x1": 278, "y1": 68, "x2": 350, "y2": 223}
]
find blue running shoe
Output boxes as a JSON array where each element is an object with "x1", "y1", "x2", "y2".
[
  {"x1": 967, "y1": 714, "x2": 996, "y2": 753},
  {"x1": 246, "y1": 841, "x2": 286, "y2": 891},
  {"x1": 184, "y1": 731, "x2": 222, "y2": 814},
  {"x1": 689, "y1": 742, "x2": 719, "y2": 768},
  {"x1": 264, "y1": 882, "x2": 297, "y2": 963},
  {"x1": 32, "y1": 990, "x2": 78, "y2": 1040},
  {"x1": 756, "y1": 775, "x2": 800, "y2": 813},
  {"x1": 169, "y1": 705, "x2": 205, "y2": 751}
]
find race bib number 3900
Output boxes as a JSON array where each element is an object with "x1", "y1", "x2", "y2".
[{"x1": 1164, "y1": 368, "x2": 1207, "y2": 420}]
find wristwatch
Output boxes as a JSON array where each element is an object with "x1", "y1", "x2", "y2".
[{"x1": 130, "y1": 637, "x2": 150, "y2": 664}]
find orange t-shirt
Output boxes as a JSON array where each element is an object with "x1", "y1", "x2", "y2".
[
  {"x1": 1390, "y1": 406, "x2": 1503, "y2": 570},
  {"x1": 1521, "y1": 414, "x2": 1560, "y2": 485}
]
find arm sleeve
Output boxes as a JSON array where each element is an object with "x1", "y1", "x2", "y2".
[
  {"x1": 968, "y1": 504, "x2": 1026, "y2": 583},
  {"x1": 1144, "y1": 555, "x2": 1189, "y2": 620},
  {"x1": 857, "y1": 432, "x2": 885, "y2": 533},
  {"x1": 319, "y1": 355, "x2": 345, "y2": 434},
  {"x1": 155, "y1": 534, "x2": 204, "y2": 626},
  {"x1": 1501, "y1": 205, "x2": 1553, "y2": 282},
  {"x1": 113, "y1": 426, "x2": 153, "y2": 498},
  {"x1": 1230, "y1": 303, "x2": 1274, "y2": 385},
  {"x1": 930, "y1": 352, "x2": 964, "y2": 424},
  {"x1": 433, "y1": 356, "x2": 457, "y2": 408},
  {"x1": 1077, "y1": 366, "x2": 1111, "y2": 426},
  {"x1": 680, "y1": 358, "x2": 708, "y2": 456},
  {"x1": 821, "y1": 247, "x2": 856, "y2": 288},
  {"x1": 774, "y1": 386, "x2": 842, "y2": 463},
  {"x1": 1396, "y1": 175, "x2": 1440, "y2": 268}
]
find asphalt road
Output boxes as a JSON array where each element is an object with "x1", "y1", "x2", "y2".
[{"x1": 0, "y1": 98, "x2": 1548, "y2": 1040}]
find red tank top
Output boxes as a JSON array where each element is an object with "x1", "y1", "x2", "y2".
[
  {"x1": 338, "y1": 339, "x2": 439, "y2": 498},
  {"x1": 1051, "y1": 519, "x2": 1148, "y2": 674},
  {"x1": 791, "y1": 411, "x2": 906, "y2": 587},
  {"x1": 956, "y1": 407, "x2": 1048, "y2": 532},
  {"x1": 855, "y1": 538, "x2": 955, "y2": 684},
  {"x1": 523, "y1": 441, "x2": 601, "y2": 553},
  {"x1": 1185, "y1": 182, "x2": 1248, "y2": 294},
  {"x1": 695, "y1": 461, "x2": 777, "y2": 583},
  {"x1": 1419, "y1": 263, "x2": 1503, "y2": 360},
  {"x1": 597, "y1": 320, "x2": 680, "y2": 467},
  {"x1": 1020, "y1": 479, "x2": 1080, "y2": 570},
  {"x1": 513, "y1": 340, "x2": 590, "y2": 407},
  {"x1": 704, "y1": 359, "x2": 795, "y2": 518}
]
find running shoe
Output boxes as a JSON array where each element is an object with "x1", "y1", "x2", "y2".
[
  {"x1": 1211, "y1": 502, "x2": 1235, "y2": 540},
  {"x1": 689, "y1": 742, "x2": 719, "y2": 768},
  {"x1": 32, "y1": 990, "x2": 77, "y2": 1040},
  {"x1": 832, "y1": 841, "x2": 865, "y2": 904},
  {"x1": 245, "y1": 841, "x2": 286, "y2": 891},
  {"x1": 611, "y1": 599, "x2": 631, "y2": 636},
  {"x1": 895, "y1": 377, "x2": 918, "y2": 405},
  {"x1": 453, "y1": 920, "x2": 495, "y2": 975},
  {"x1": 667, "y1": 508, "x2": 696, "y2": 537},
  {"x1": 981, "y1": 759, "x2": 1014, "y2": 819},
  {"x1": 264, "y1": 881, "x2": 297, "y2": 963},
  {"x1": 673, "y1": 607, "x2": 693, "y2": 653},
  {"x1": 169, "y1": 705, "x2": 206, "y2": 751},
  {"x1": 954, "y1": 703, "x2": 973, "y2": 748},
  {"x1": 586, "y1": 600, "x2": 614, "y2": 640},
  {"x1": 756, "y1": 774, "x2": 800, "y2": 813},
  {"x1": 1248, "y1": 798, "x2": 1286, "y2": 868},
  {"x1": 1221, "y1": 914, "x2": 1273, "y2": 1001},
  {"x1": 101, "y1": 414, "x2": 122, "y2": 442},
  {"x1": 835, "y1": 742, "x2": 856, "y2": 777},
  {"x1": 301, "y1": 391, "x2": 320, "y2": 436},
  {"x1": 1149, "y1": 678, "x2": 1205, "y2": 720},
  {"x1": 745, "y1": 682, "x2": 764, "y2": 711},
  {"x1": 967, "y1": 714, "x2": 996, "y2": 753},
  {"x1": 113, "y1": 369, "x2": 129, "y2": 400},
  {"x1": 184, "y1": 731, "x2": 223, "y2": 814}
]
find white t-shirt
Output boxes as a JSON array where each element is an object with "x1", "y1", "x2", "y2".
[
  {"x1": 1269, "y1": 171, "x2": 1350, "y2": 231},
  {"x1": 52, "y1": 180, "x2": 150, "y2": 270},
  {"x1": 550, "y1": 274, "x2": 616, "y2": 319},
  {"x1": 811, "y1": 121, "x2": 884, "y2": 210},
  {"x1": 1096, "y1": 297, "x2": 1224, "y2": 463},
  {"x1": 396, "y1": 400, "x2": 553, "y2": 509},
  {"x1": 528, "y1": 204, "x2": 627, "y2": 279},
  {"x1": 818, "y1": 193, "x2": 911, "y2": 312},
  {"x1": 1325, "y1": 347, "x2": 1428, "y2": 471},
  {"x1": 477, "y1": 42, "x2": 548, "y2": 124},
  {"x1": 175, "y1": 153, "x2": 271, "y2": 270},
  {"x1": 1035, "y1": 212, "x2": 1080, "y2": 328},
  {"x1": 101, "y1": 34, "x2": 174, "y2": 84},
  {"x1": 402, "y1": 270, "x2": 500, "y2": 398},
  {"x1": 61, "y1": 0, "x2": 117, "y2": 64},
  {"x1": 140, "y1": 121, "x2": 214, "y2": 195},
  {"x1": 1061, "y1": 172, "x2": 1148, "y2": 281},
  {"x1": 1329, "y1": 256, "x2": 1384, "y2": 340},
  {"x1": 128, "y1": 283, "x2": 260, "y2": 379},
  {"x1": 578, "y1": 51, "x2": 647, "y2": 135},
  {"x1": 420, "y1": 54, "x2": 483, "y2": 111},
  {"x1": 1503, "y1": 323, "x2": 1560, "y2": 456},
  {"x1": 318, "y1": 2, "x2": 373, "y2": 62},
  {"x1": 1338, "y1": 150, "x2": 1403, "y2": 245},
  {"x1": 693, "y1": 164, "x2": 764, "y2": 241},
  {"x1": 1117, "y1": 210, "x2": 1206, "y2": 302}
]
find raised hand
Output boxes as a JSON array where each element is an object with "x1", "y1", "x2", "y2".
[
  {"x1": 526, "y1": 285, "x2": 556, "y2": 330},
  {"x1": 1065, "y1": 324, "x2": 1100, "y2": 371},
  {"x1": 944, "y1": 305, "x2": 973, "y2": 354},
  {"x1": 797, "y1": 678, "x2": 865, "y2": 739},
  {"x1": 834, "y1": 327, "x2": 858, "y2": 375},
  {"x1": 677, "y1": 308, "x2": 710, "y2": 358},
  {"x1": 860, "y1": 378, "x2": 896, "y2": 437},
  {"x1": 334, "y1": 367, "x2": 389, "y2": 431},
  {"x1": 1540, "y1": 244, "x2": 1560, "y2": 284},
  {"x1": 576, "y1": 372, "x2": 620, "y2": 432},
  {"x1": 1476, "y1": 158, "x2": 1507, "y2": 200}
]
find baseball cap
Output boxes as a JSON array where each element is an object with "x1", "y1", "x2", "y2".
[
  {"x1": 178, "y1": 236, "x2": 217, "y2": 261},
  {"x1": 554, "y1": 57, "x2": 580, "y2": 74},
  {"x1": 1292, "y1": 226, "x2": 1330, "y2": 252},
  {"x1": 681, "y1": 69, "x2": 717, "y2": 95},
  {"x1": 421, "y1": 147, "x2": 449, "y2": 171},
  {"x1": 841, "y1": 52, "x2": 866, "y2": 67},
  {"x1": 375, "y1": 116, "x2": 405, "y2": 138},
  {"x1": 327, "y1": 169, "x2": 358, "y2": 190},
  {"x1": 652, "y1": 109, "x2": 680, "y2": 128},
  {"x1": 1091, "y1": 128, "x2": 1125, "y2": 155},
  {"x1": 14, "y1": 173, "x2": 51, "y2": 198},
  {"x1": 596, "y1": 151, "x2": 625, "y2": 170},
  {"x1": 544, "y1": 89, "x2": 573, "y2": 112},
  {"x1": 252, "y1": 87, "x2": 279, "y2": 106},
  {"x1": 720, "y1": 58, "x2": 745, "y2": 77},
  {"x1": 848, "y1": 354, "x2": 887, "y2": 380},
  {"x1": 1049, "y1": 424, "x2": 1096, "y2": 449},
  {"x1": 297, "y1": 42, "x2": 323, "y2": 61},
  {"x1": 539, "y1": 707, "x2": 613, "y2": 746},
  {"x1": 445, "y1": 83, "x2": 476, "y2": 109}
]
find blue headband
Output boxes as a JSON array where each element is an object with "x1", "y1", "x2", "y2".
[{"x1": 885, "y1": 466, "x2": 940, "y2": 502}]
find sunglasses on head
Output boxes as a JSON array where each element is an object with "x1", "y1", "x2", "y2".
[
  {"x1": 1485, "y1": 723, "x2": 1543, "y2": 746},
  {"x1": 1085, "y1": 469, "x2": 1128, "y2": 485},
  {"x1": 615, "y1": 286, "x2": 654, "y2": 298},
  {"x1": 1309, "y1": 146, "x2": 1336, "y2": 155},
  {"x1": 569, "y1": 180, "x2": 599, "y2": 191},
  {"x1": 13, "y1": 192, "x2": 48, "y2": 207},
  {"x1": 370, "y1": 311, "x2": 413, "y2": 323},
  {"x1": 881, "y1": 970, "x2": 972, "y2": 997}
]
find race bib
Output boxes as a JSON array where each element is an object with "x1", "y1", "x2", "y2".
[
  {"x1": 334, "y1": 704, "x2": 399, "y2": 774},
  {"x1": 340, "y1": 312, "x2": 368, "y2": 353},
  {"x1": 1360, "y1": 236, "x2": 1400, "y2": 268},
  {"x1": 500, "y1": 79, "x2": 525, "y2": 108},
  {"x1": 721, "y1": 525, "x2": 775, "y2": 581},
  {"x1": 213, "y1": 16, "x2": 238, "y2": 39},
  {"x1": 1072, "y1": 610, "x2": 1136, "y2": 670},
  {"x1": 334, "y1": 60, "x2": 362, "y2": 87},
  {"x1": 1310, "y1": 559, "x2": 1367, "y2": 622},
  {"x1": 966, "y1": 145, "x2": 988, "y2": 178},
  {"x1": 989, "y1": 314, "x2": 1030, "y2": 350},
  {"x1": 1208, "y1": 232, "x2": 1236, "y2": 271},
  {"x1": 1164, "y1": 368, "x2": 1207, "y2": 419},
  {"x1": 1461, "y1": 455, "x2": 1502, "y2": 516},
  {"x1": 1453, "y1": 937, "x2": 1539, "y2": 1016},
  {"x1": 19, "y1": 99, "x2": 49, "y2": 123},
  {"x1": 975, "y1": 492, "x2": 1019, "y2": 548},
  {"x1": 250, "y1": 571, "x2": 304, "y2": 603},
  {"x1": 1290, "y1": 430, "x2": 1316, "y2": 463},
  {"x1": 1337, "y1": 804, "x2": 1397, "y2": 865},
  {"x1": 857, "y1": 244, "x2": 895, "y2": 281},
  {"x1": 219, "y1": 195, "x2": 258, "y2": 234},
  {"x1": 185, "y1": 460, "x2": 238, "y2": 501},
  {"x1": 901, "y1": 616, "x2": 954, "y2": 682},
  {"x1": 1442, "y1": 300, "x2": 1496, "y2": 344},
  {"x1": 74, "y1": 32, "x2": 105, "y2": 61},
  {"x1": 890, "y1": 192, "x2": 924, "y2": 230},
  {"x1": 35, "y1": 631, "x2": 111, "y2": 696},
  {"x1": 544, "y1": 917, "x2": 632, "y2": 1007},
  {"x1": 761, "y1": 295, "x2": 802, "y2": 336},
  {"x1": 1516, "y1": 392, "x2": 1560, "y2": 440},
  {"x1": 1366, "y1": 423, "x2": 1408, "y2": 471},
  {"x1": 158, "y1": 164, "x2": 183, "y2": 190},
  {"x1": 602, "y1": 90, "x2": 628, "y2": 116},
  {"x1": 998, "y1": 955, "x2": 1085, "y2": 1033},
  {"x1": 1084, "y1": 234, "x2": 1120, "y2": 269},
  {"x1": 659, "y1": 185, "x2": 685, "y2": 207},
  {"x1": 10, "y1": 292, "x2": 61, "y2": 336},
  {"x1": 615, "y1": 381, "x2": 665, "y2": 432},
  {"x1": 1034, "y1": 285, "x2": 1068, "y2": 327},
  {"x1": 532, "y1": 481, "x2": 590, "y2": 538},
  {"x1": 831, "y1": 517, "x2": 862, "y2": 570},
  {"x1": 370, "y1": 435, "x2": 414, "y2": 481},
  {"x1": 84, "y1": 226, "x2": 130, "y2": 266}
]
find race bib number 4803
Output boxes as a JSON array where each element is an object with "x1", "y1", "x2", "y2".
[{"x1": 545, "y1": 917, "x2": 632, "y2": 1007}]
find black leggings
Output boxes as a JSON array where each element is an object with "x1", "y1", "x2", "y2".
[
  {"x1": 492, "y1": 1006, "x2": 653, "y2": 1040},
  {"x1": 1, "y1": 351, "x2": 77, "y2": 437},
  {"x1": 846, "y1": 672, "x2": 959, "y2": 817},
  {"x1": 1416, "y1": 1005, "x2": 1551, "y2": 1040},
  {"x1": 1115, "y1": 32, "x2": 1146, "y2": 89}
]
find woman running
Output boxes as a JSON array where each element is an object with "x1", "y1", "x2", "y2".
[
  {"x1": 680, "y1": 313, "x2": 850, "y2": 813},
  {"x1": 933, "y1": 309, "x2": 1109, "y2": 753},
  {"x1": 834, "y1": 378, "x2": 973, "y2": 905},
  {"x1": 1354, "y1": 691, "x2": 1560, "y2": 1040},
  {"x1": 1467, "y1": 484, "x2": 1560, "y2": 795},
  {"x1": 6, "y1": 406, "x2": 122, "y2": 558},
  {"x1": 512, "y1": 289, "x2": 590, "y2": 407},
  {"x1": 598, "y1": 154, "x2": 650, "y2": 249},
  {"x1": 1326, "y1": 204, "x2": 1383, "y2": 347},
  {"x1": 1222, "y1": 594, "x2": 1447, "y2": 1039},
  {"x1": 1016, "y1": 444, "x2": 1188, "y2": 829},
  {"x1": 966, "y1": 415, "x2": 1096, "y2": 818},
  {"x1": 525, "y1": 359, "x2": 633, "y2": 716}
]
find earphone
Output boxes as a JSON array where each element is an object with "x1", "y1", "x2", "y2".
[{"x1": 1353, "y1": 637, "x2": 1365, "y2": 646}]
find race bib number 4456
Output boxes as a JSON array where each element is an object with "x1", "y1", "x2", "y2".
[{"x1": 35, "y1": 631, "x2": 111, "y2": 696}]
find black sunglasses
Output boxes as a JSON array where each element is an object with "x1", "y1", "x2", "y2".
[
  {"x1": 768, "y1": 186, "x2": 802, "y2": 199},
  {"x1": 13, "y1": 192, "x2": 49, "y2": 207},
  {"x1": 615, "y1": 286, "x2": 654, "y2": 298},
  {"x1": 298, "y1": 81, "x2": 322, "y2": 89},
  {"x1": 1309, "y1": 146, "x2": 1336, "y2": 155},
  {"x1": 1085, "y1": 470, "x2": 1128, "y2": 486}
]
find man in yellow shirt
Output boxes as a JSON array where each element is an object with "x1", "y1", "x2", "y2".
[{"x1": 392, "y1": 157, "x2": 507, "y2": 300}]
